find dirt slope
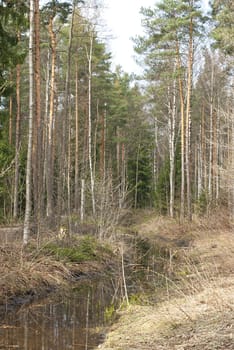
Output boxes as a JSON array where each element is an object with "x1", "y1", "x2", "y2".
[{"x1": 97, "y1": 215, "x2": 234, "y2": 350}]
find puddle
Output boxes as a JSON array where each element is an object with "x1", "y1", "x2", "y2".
[{"x1": 0, "y1": 279, "x2": 115, "y2": 349}]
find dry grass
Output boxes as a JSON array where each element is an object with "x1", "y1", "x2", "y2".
[
  {"x1": 0, "y1": 243, "x2": 72, "y2": 305},
  {"x1": 97, "y1": 214, "x2": 234, "y2": 350},
  {"x1": 0, "y1": 235, "x2": 113, "y2": 307},
  {"x1": 98, "y1": 279, "x2": 233, "y2": 349}
]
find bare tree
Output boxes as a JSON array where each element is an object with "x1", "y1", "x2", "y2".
[
  {"x1": 13, "y1": 47, "x2": 21, "y2": 219},
  {"x1": 86, "y1": 29, "x2": 96, "y2": 216},
  {"x1": 46, "y1": 12, "x2": 56, "y2": 219},
  {"x1": 23, "y1": 0, "x2": 34, "y2": 244}
]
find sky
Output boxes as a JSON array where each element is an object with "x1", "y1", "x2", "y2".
[
  {"x1": 102, "y1": 0, "x2": 156, "y2": 74},
  {"x1": 102, "y1": 0, "x2": 209, "y2": 74}
]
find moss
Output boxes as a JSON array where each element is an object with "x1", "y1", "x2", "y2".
[{"x1": 42, "y1": 236, "x2": 101, "y2": 263}]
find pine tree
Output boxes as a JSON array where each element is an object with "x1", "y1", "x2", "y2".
[
  {"x1": 0, "y1": 0, "x2": 28, "y2": 96},
  {"x1": 134, "y1": 0, "x2": 206, "y2": 218},
  {"x1": 211, "y1": 0, "x2": 234, "y2": 221},
  {"x1": 212, "y1": 0, "x2": 234, "y2": 55}
]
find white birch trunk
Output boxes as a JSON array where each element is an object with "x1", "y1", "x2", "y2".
[
  {"x1": 153, "y1": 118, "x2": 158, "y2": 191},
  {"x1": 230, "y1": 103, "x2": 234, "y2": 223},
  {"x1": 87, "y1": 32, "x2": 95, "y2": 216},
  {"x1": 81, "y1": 179, "x2": 85, "y2": 222},
  {"x1": 13, "y1": 62, "x2": 21, "y2": 218},
  {"x1": 185, "y1": 15, "x2": 194, "y2": 220},
  {"x1": 43, "y1": 49, "x2": 50, "y2": 208},
  {"x1": 46, "y1": 16, "x2": 56, "y2": 218},
  {"x1": 75, "y1": 61, "x2": 79, "y2": 209},
  {"x1": 134, "y1": 143, "x2": 140, "y2": 209},
  {"x1": 168, "y1": 78, "x2": 176, "y2": 218},
  {"x1": 197, "y1": 123, "x2": 202, "y2": 198},
  {"x1": 23, "y1": 0, "x2": 34, "y2": 244},
  {"x1": 65, "y1": 3, "x2": 75, "y2": 230},
  {"x1": 208, "y1": 58, "x2": 214, "y2": 201},
  {"x1": 215, "y1": 101, "x2": 220, "y2": 202}
]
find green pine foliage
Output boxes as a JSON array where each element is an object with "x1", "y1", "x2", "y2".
[
  {"x1": 212, "y1": 0, "x2": 234, "y2": 54},
  {"x1": 128, "y1": 144, "x2": 153, "y2": 208},
  {"x1": 0, "y1": 0, "x2": 28, "y2": 96},
  {"x1": 0, "y1": 139, "x2": 14, "y2": 220}
]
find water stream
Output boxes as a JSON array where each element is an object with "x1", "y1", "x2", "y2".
[{"x1": 0, "y1": 279, "x2": 116, "y2": 350}]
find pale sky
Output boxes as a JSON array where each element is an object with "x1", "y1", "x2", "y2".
[{"x1": 102, "y1": 0, "x2": 156, "y2": 74}]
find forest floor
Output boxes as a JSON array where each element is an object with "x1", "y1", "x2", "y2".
[{"x1": 97, "y1": 211, "x2": 234, "y2": 350}]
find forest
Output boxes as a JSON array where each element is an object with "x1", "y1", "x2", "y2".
[
  {"x1": 0, "y1": 0, "x2": 233, "y2": 241},
  {"x1": 0, "y1": 1, "x2": 233, "y2": 349}
]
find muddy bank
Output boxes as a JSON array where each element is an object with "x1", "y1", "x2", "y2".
[{"x1": 0, "y1": 235, "x2": 117, "y2": 310}]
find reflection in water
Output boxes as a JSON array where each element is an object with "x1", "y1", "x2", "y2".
[{"x1": 0, "y1": 280, "x2": 113, "y2": 350}]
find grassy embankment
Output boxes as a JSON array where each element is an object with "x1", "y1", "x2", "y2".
[
  {"x1": 0, "y1": 232, "x2": 115, "y2": 307},
  {"x1": 97, "y1": 211, "x2": 234, "y2": 350}
]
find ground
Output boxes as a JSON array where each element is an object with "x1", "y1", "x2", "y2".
[
  {"x1": 0, "y1": 212, "x2": 233, "y2": 349},
  {"x1": 97, "y1": 213, "x2": 234, "y2": 350}
]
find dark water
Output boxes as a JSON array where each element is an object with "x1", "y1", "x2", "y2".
[{"x1": 0, "y1": 279, "x2": 115, "y2": 350}]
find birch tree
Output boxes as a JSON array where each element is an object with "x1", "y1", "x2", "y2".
[
  {"x1": 33, "y1": 0, "x2": 42, "y2": 231},
  {"x1": 86, "y1": 29, "x2": 96, "y2": 216},
  {"x1": 23, "y1": 0, "x2": 34, "y2": 244},
  {"x1": 135, "y1": 0, "x2": 205, "y2": 218}
]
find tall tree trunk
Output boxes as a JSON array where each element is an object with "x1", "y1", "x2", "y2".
[
  {"x1": 208, "y1": 58, "x2": 214, "y2": 203},
  {"x1": 23, "y1": 0, "x2": 34, "y2": 244},
  {"x1": 13, "y1": 62, "x2": 21, "y2": 218},
  {"x1": 67, "y1": 105, "x2": 72, "y2": 232},
  {"x1": 9, "y1": 95, "x2": 12, "y2": 145},
  {"x1": 43, "y1": 49, "x2": 50, "y2": 215},
  {"x1": 93, "y1": 99, "x2": 99, "y2": 179},
  {"x1": 82, "y1": 104, "x2": 88, "y2": 178},
  {"x1": 213, "y1": 109, "x2": 217, "y2": 202},
  {"x1": 185, "y1": 15, "x2": 194, "y2": 220},
  {"x1": 197, "y1": 116, "x2": 203, "y2": 199},
  {"x1": 168, "y1": 78, "x2": 176, "y2": 218},
  {"x1": 116, "y1": 126, "x2": 120, "y2": 183},
  {"x1": 100, "y1": 103, "x2": 106, "y2": 180},
  {"x1": 201, "y1": 102, "x2": 207, "y2": 192},
  {"x1": 227, "y1": 87, "x2": 234, "y2": 223},
  {"x1": 81, "y1": 178, "x2": 85, "y2": 222},
  {"x1": 46, "y1": 16, "x2": 56, "y2": 219},
  {"x1": 231, "y1": 111, "x2": 234, "y2": 223},
  {"x1": 176, "y1": 40, "x2": 185, "y2": 220},
  {"x1": 215, "y1": 101, "x2": 220, "y2": 202},
  {"x1": 153, "y1": 118, "x2": 158, "y2": 192},
  {"x1": 134, "y1": 143, "x2": 140, "y2": 209},
  {"x1": 74, "y1": 61, "x2": 79, "y2": 210},
  {"x1": 87, "y1": 31, "x2": 95, "y2": 216},
  {"x1": 34, "y1": 0, "x2": 42, "y2": 233},
  {"x1": 120, "y1": 143, "x2": 126, "y2": 208},
  {"x1": 64, "y1": 2, "x2": 75, "y2": 230}
]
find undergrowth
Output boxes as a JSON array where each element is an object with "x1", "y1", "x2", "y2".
[
  {"x1": 0, "y1": 235, "x2": 114, "y2": 306},
  {"x1": 42, "y1": 236, "x2": 98, "y2": 262}
]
